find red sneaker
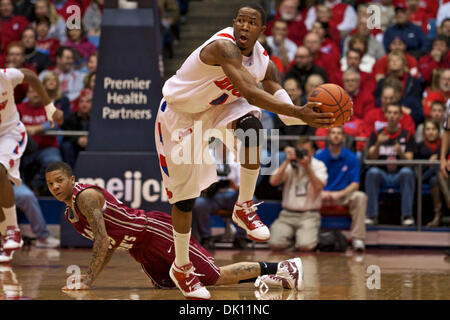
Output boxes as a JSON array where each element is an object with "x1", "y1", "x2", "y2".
[
  {"x1": 169, "y1": 262, "x2": 210, "y2": 300},
  {"x1": 2, "y1": 226, "x2": 23, "y2": 251},
  {"x1": 0, "y1": 247, "x2": 14, "y2": 263},
  {"x1": 232, "y1": 200, "x2": 270, "y2": 242}
]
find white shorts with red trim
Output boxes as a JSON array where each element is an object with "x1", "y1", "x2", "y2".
[
  {"x1": 155, "y1": 97, "x2": 260, "y2": 204},
  {"x1": 0, "y1": 122, "x2": 27, "y2": 186}
]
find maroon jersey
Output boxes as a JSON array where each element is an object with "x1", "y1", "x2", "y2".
[{"x1": 67, "y1": 183, "x2": 150, "y2": 250}]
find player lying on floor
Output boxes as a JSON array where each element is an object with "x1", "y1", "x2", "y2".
[{"x1": 45, "y1": 161, "x2": 303, "y2": 296}]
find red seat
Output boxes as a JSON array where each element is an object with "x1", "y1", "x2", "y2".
[{"x1": 320, "y1": 205, "x2": 350, "y2": 216}]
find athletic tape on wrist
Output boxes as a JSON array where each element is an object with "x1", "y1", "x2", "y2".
[{"x1": 273, "y1": 89, "x2": 306, "y2": 125}]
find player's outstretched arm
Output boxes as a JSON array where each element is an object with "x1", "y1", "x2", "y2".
[
  {"x1": 201, "y1": 40, "x2": 334, "y2": 128},
  {"x1": 19, "y1": 68, "x2": 64, "y2": 126},
  {"x1": 74, "y1": 188, "x2": 111, "y2": 289}
]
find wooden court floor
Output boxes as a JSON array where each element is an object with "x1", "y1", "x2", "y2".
[{"x1": 1, "y1": 247, "x2": 449, "y2": 300}]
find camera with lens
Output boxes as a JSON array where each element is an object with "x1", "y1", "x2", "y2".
[{"x1": 290, "y1": 147, "x2": 308, "y2": 168}]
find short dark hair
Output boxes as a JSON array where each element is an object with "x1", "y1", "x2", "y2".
[
  {"x1": 386, "y1": 103, "x2": 402, "y2": 112},
  {"x1": 45, "y1": 161, "x2": 73, "y2": 177},
  {"x1": 347, "y1": 48, "x2": 363, "y2": 58},
  {"x1": 296, "y1": 136, "x2": 314, "y2": 149},
  {"x1": 55, "y1": 46, "x2": 73, "y2": 59},
  {"x1": 236, "y1": 3, "x2": 267, "y2": 25},
  {"x1": 433, "y1": 34, "x2": 449, "y2": 47},
  {"x1": 430, "y1": 100, "x2": 445, "y2": 111}
]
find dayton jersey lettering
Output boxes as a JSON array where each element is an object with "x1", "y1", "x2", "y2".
[{"x1": 162, "y1": 27, "x2": 269, "y2": 113}]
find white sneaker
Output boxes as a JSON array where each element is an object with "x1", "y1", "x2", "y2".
[
  {"x1": 254, "y1": 257, "x2": 304, "y2": 290},
  {"x1": 2, "y1": 226, "x2": 23, "y2": 250},
  {"x1": 365, "y1": 217, "x2": 376, "y2": 225},
  {"x1": 352, "y1": 239, "x2": 365, "y2": 252},
  {"x1": 232, "y1": 200, "x2": 270, "y2": 242},
  {"x1": 169, "y1": 262, "x2": 211, "y2": 300},
  {"x1": 402, "y1": 217, "x2": 415, "y2": 227},
  {"x1": 35, "y1": 236, "x2": 60, "y2": 248}
]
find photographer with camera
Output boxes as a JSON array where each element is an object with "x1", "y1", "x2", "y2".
[
  {"x1": 268, "y1": 136, "x2": 328, "y2": 252},
  {"x1": 192, "y1": 140, "x2": 248, "y2": 249}
]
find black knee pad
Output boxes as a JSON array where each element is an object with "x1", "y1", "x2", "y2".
[
  {"x1": 234, "y1": 113, "x2": 263, "y2": 147},
  {"x1": 174, "y1": 198, "x2": 196, "y2": 212}
]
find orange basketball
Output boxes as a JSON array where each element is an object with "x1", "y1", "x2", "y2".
[{"x1": 307, "y1": 83, "x2": 353, "y2": 127}]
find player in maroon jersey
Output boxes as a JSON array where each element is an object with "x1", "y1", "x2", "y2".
[{"x1": 44, "y1": 161, "x2": 304, "y2": 296}]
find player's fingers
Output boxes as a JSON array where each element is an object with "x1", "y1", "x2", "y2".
[
  {"x1": 305, "y1": 102, "x2": 322, "y2": 108},
  {"x1": 313, "y1": 118, "x2": 335, "y2": 124},
  {"x1": 314, "y1": 112, "x2": 335, "y2": 118}
]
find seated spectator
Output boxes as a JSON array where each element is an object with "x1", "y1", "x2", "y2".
[
  {"x1": 21, "y1": 27, "x2": 51, "y2": 74},
  {"x1": 310, "y1": 4, "x2": 341, "y2": 47},
  {"x1": 63, "y1": 25, "x2": 97, "y2": 68},
  {"x1": 304, "y1": 73, "x2": 325, "y2": 97},
  {"x1": 192, "y1": 140, "x2": 248, "y2": 249},
  {"x1": 35, "y1": 16, "x2": 61, "y2": 63},
  {"x1": 264, "y1": 0, "x2": 307, "y2": 46},
  {"x1": 422, "y1": 68, "x2": 450, "y2": 118},
  {"x1": 303, "y1": 32, "x2": 338, "y2": 80},
  {"x1": 374, "y1": 51, "x2": 424, "y2": 125},
  {"x1": 365, "y1": 104, "x2": 416, "y2": 226},
  {"x1": 269, "y1": 137, "x2": 327, "y2": 251},
  {"x1": 311, "y1": 21, "x2": 340, "y2": 68},
  {"x1": 342, "y1": 11, "x2": 385, "y2": 61},
  {"x1": 87, "y1": 52, "x2": 97, "y2": 73},
  {"x1": 419, "y1": 35, "x2": 450, "y2": 86},
  {"x1": 416, "y1": 100, "x2": 446, "y2": 143},
  {"x1": 39, "y1": 46, "x2": 85, "y2": 102},
  {"x1": 415, "y1": 119, "x2": 449, "y2": 227},
  {"x1": 42, "y1": 71, "x2": 71, "y2": 121},
  {"x1": 82, "y1": 0, "x2": 104, "y2": 36},
  {"x1": 34, "y1": 0, "x2": 67, "y2": 44},
  {"x1": 342, "y1": 68, "x2": 376, "y2": 121},
  {"x1": 267, "y1": 20, "x2": 298, "y2": 71},
  {"x1": 315, "y1": 127, "x2": 367, "y2": 251},
  {"x1": 305, "y1": 0, "x2": 357, "y2": 35},
  {"x1": 343, "y1": 34, "x2": 376, "y2": 73},
  {"x1": 372, "y1": 35, "x2": 419, "y2": 81},
  {"x1": 258, "y1": 34, "x2": 285, "y2": 73},
  {"x1": 0, "y1": 0, "x2": 29, "y2": 49},
  {"x1": 284, "y1": 45, "x2": 328, "y2": 92},
  {"x1": 362, "y1": 83, "x2": 416, "y2": 140},
  {"x1": 14, "y1": 183, "x2": 60, "y2": 247},
  {"x1": 4, "y1": 42, "x2": 37, "y2": 104},
  {"x1": 438, "y1": 18, "x2": 450, "y2": 38},
  {"x1": 272, "y1": 78, "x2": 315, "y2": 165},
  {"x1": 383, "y1": 6, "x2": 427, "y2": 59},
  {"x1": 13, "y1": 0, "x2": 36, "y2": 22},
  {"x1": 405, "y1": 0, "x2": 430, "y2": 33},
  {"x1": 60, "y1": 88, "x2": 91, "y2": 167},
  {"x1": 337, "y1": 48, "x2": 376, "y2": 93},
  {"x1": 83, "y1": 70, "x2": 96, "y2": 91},
  {"x1": 18, "y1": 86, "x2": 63, "y2": 195}
]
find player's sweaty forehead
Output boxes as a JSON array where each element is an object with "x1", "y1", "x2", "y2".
[{"x1": 236, "y1": 8, "x2": 262, "y2": 25}]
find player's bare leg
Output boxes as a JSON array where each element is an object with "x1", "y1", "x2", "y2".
[
  {"x1": 169, "y1": 201, "x2": 211, "y2": 300},
  {"x1": 214, "y1": 258, "x2": 304, "y2": 290},
  {"x1": 231, "y1": 114, "x2": 270, "y2": 241},
  {"x1": 0, "y1": 165, "x2": 22, "y2": 263}
]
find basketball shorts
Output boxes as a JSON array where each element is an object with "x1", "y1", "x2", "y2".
[
  {"x1": 129, "y1": 210, "x2": 221, "y2": 289},
  {"x1": 155, "y1": 98, "x2": 261, "y2": 204},
  {"x1": 0, "y1": 122, "x2": 27, "y2": 186}
]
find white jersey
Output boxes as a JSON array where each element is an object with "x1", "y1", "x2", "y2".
[
  {"x1": 0, "y1": 68, "x2": 24, "y2": 137},
  {"x1": 162, "y1": 27, "x2": 270, "y2": 113}
]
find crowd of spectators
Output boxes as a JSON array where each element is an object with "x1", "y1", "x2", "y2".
[{"x1": 260, "y1": 0, "x2": 450, "y2": 232}]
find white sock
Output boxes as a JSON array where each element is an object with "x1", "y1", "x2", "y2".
[
  {"x1": 173, "y1": 229, "x2": 191, "y2": 268},
  {"x1": 238, "y1": 166, "x2": 260, "y2": 204},
  {"x1": 0, "y1": 205, "x2": 18, "y2": 235}
]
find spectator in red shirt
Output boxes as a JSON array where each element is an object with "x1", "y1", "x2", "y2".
[
  {"x1": 336, "y1": 48, "x2": 377, "y2": 93},
  {"x1": 36, "y1": 16, "x2": 61, "y2": 63},
  {"x1": 311, "y1": 21, "x2": 340, "y2": 68},
  {"x1": 362, "y1": 83, "x2": 416, "y2": 139},
  {"x1": 406, "y1": 0, "x2": 430, "y2": 33},
  {"x1": 0, "y1": 0, "x2": 29, "y2": 49},
  {"x1": 264, "y1": 0, "x2": 307, "y2": 46},
  {"x1": 305, "y1": 0, "x2": 357, "y2": 35},
  {"x1": 419, "y1": 35, "x2": 450, "y2": 85},
  {"x1": 373, "y1": 35, "x2": 419, "y2": 81},
  {"x1": 18, "y1": 85, "x2": 63, "y2": 194},
  {"x1": 5, "y1": 41, "x2": 37, "y2": 103},
  {"x1": 303, "y1": 32, "x2": 338, "y2": 81},
  {"x1": 343, "y1": 68, "x2": 376, "y2": 121},
  {"x1": 423, "y1": 68, "x2": 450, "y2": 117}
]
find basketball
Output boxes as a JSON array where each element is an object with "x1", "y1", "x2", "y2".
[{"x1": 307, "y1": 83, "x2": 353, "y2": 127}]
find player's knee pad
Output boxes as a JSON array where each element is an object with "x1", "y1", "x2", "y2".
[
  {"x1": 234, "y1": 113, "x2": 263, "y2": 148},
  {"x1": 174, "y1": 198, "x2": 196, "y2": 212}
]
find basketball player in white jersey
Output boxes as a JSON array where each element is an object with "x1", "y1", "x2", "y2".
[
  {"x1": 0, "y1": 67, "x2": 63, "y2": 263},
  {"x1": 156, "y1": 3, "x2": 341, "y2": 299}
]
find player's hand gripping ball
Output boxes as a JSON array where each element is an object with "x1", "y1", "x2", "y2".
[{"x1": 307, "y1": 83, "x2": 354, "y2": 127}]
